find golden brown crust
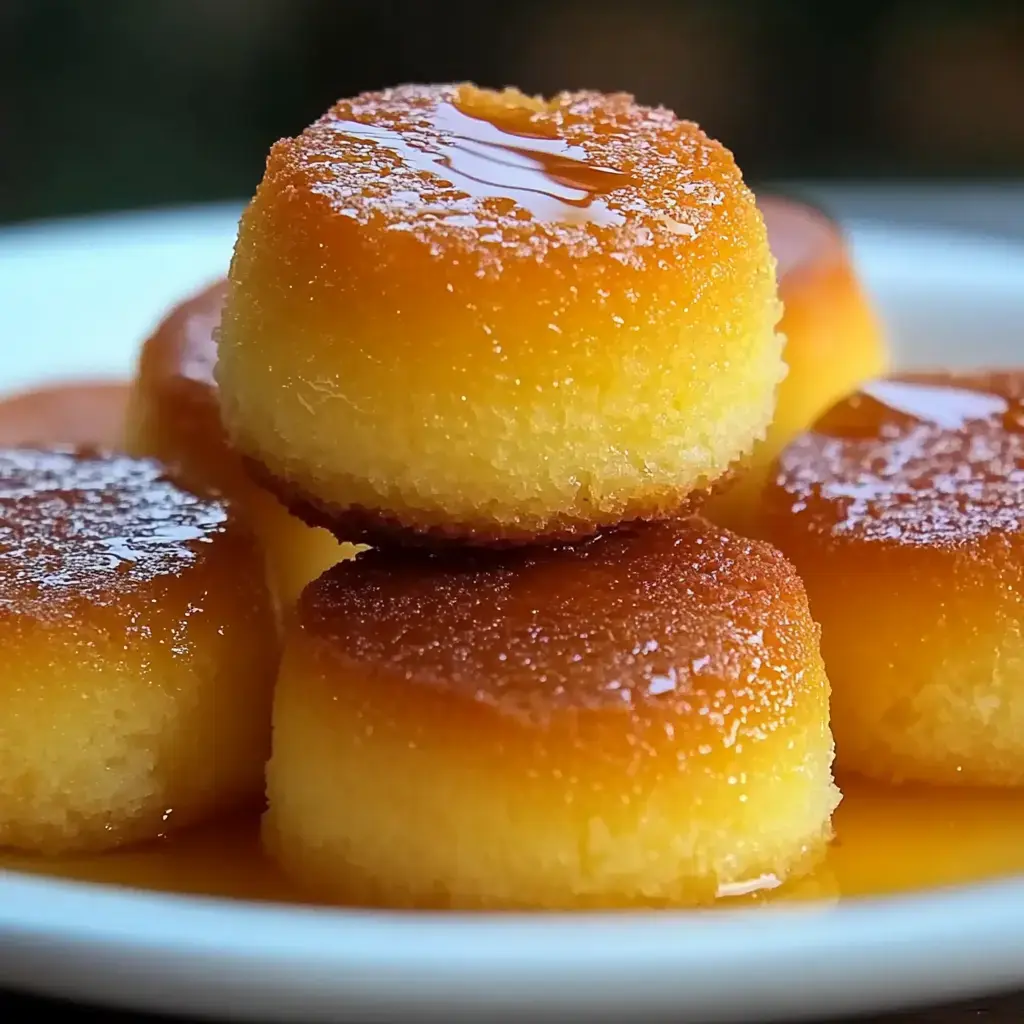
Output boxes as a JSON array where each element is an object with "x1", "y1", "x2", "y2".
[
  {"x1": 759, "y1": 196, "x2": 885, "y2": 392},
  {"x1": 127, "y1": 281, "x2": 358, "y2": 611},
  {"x1": 125, "y1": 280, "x2": 240, "y2": 498},
  {"x1": 298, "y1": 515, "x2": 822, "y2": 728}
]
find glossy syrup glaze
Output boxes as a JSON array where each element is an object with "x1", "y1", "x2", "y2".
[
  {"x1": 772, "y1": 371, "x2": 1024, "y2": 546},
  {"x1": 700, "y1": 195, "x2": 887, "y2": 535},
  {"x1": 276, "y1": 82, "x2": 738, "y2": 271},
  {"x1": 330, "y1": 97, "x2": 634, "y2": 226},
  {"x1": 0, "y1": 448, "x2": 227, "y2": 615}
]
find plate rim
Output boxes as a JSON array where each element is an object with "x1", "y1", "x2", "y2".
[{"x1": 2, "y1": 205, "x2": 1024, "y2": 1021}]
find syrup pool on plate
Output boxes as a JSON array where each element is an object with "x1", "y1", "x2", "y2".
[
  {"x1": 3, "y1": 782, "x2": 1024, "y2": 905},
  {"x1": 1, "y1": 382, "x2": 1024, "y2": 907}
]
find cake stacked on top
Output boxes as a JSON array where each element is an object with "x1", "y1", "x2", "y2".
[{"x1": 215, "y1": 83, "x2": 841, "y2": 909}]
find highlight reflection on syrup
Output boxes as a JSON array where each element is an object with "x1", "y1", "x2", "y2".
[
  {"x1": 861, "y1": 378, "x2": 1010, "y2": 431},
  {"x1": 816, "y1": 376, "x2": 1016, "y2": 439},
  {"x1": 330, "y1": 100, "x2": 634, "y2": 225}
]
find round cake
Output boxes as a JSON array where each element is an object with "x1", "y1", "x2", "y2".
[
  {"x1": 764, "y1": 372, "x2": 1024, "y2": 786},
  {"x1": 706, "y1": 195, "x2": 886, "y2": 531},
  {"x1": 0, "y1": 448, "x2": 277, "y2": 854},
  {"x1": 217, "y1": 83, "x2": 784, "y2": 546},
  {"x1": 265, "y1": 517, "x2": 838, "y2": 909},
  {"x1": 124, "y1": 281, "x2": 356, "y2": 610}
]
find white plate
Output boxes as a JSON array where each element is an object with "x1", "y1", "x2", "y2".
[{"x1": 0, "y1": 207, "x2": 1023, "y2": 1024}]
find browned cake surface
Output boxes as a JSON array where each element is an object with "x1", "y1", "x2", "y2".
[
  {"x1": 266, "y1": 517, "x2": 838, "y2": 909},
  {"x1": 125, "y1": 280, "x2": 238, "y2": 497}
]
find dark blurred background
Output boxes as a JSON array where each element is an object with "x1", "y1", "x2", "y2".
[{"x1": 2, "y1": 0, "x2": 1023, "y2": 226}]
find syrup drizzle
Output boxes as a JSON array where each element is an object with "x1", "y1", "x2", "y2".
[{"x1": 330, "y1": 100, "x2": 634, "y2": 226}]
